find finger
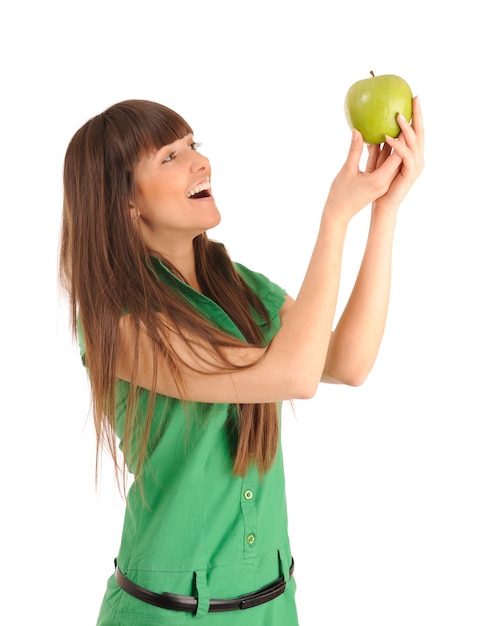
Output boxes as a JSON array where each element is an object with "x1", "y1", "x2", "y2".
[
  {"x1": 365, "y1": 143, "x2": 380, "y2": 173},
  {"x1": 375, "y1": 147, "x2": 402, "y2": 179},
  {"x1": 384, "y1": 134, "x2": 410, "y2": 160},
  {"x1": 385, "y1": 113, "x2": 415, "y2": 157},
  {"x1": 345, "y1": 129, "x2": 364, "y2": 172},
  {"x1": 387, "y1": 114, "x2": 417, "y2": 152},
  {"x1": 411, "y1": 96, "x2": 425, "y2": 148},
  {"x1": 364, "y1": 150, "x2": 402, "y2": 198},
  {"x1": 392, "y1": 132, "x2": 407, "y2": 148},
  {"x1": 384, "y1": 130, "x2": 423, "y2": 179},
  {"x1": 395, "y1": 100, "x2": 423, "y2": 152},
  {"x1": 390, "y1": 115, "x2": 413, "y2": 145},
  {"x1": 376, "y1": 141, "x2": 393, "y2": 168}
]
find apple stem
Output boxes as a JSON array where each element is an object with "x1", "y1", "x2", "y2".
[{"x1": 370, "y1": 70, "x2": 375, "y2": 77}]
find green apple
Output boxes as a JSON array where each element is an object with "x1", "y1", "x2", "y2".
[{"x1": 344, "y1": 72, "x2": 413, "y2": 144}]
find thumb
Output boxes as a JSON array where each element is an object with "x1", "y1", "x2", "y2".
[{"x1": 345, "y1": 129, "x2": 363, "y2": 170}]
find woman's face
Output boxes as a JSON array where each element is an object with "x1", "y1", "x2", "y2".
[{"x1": 133, "y1": 133, "x2": 220, "y2": 252}]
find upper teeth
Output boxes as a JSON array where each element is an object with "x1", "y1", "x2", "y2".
[{"x1": 186, "y1": 179, "x2": 211, "y2": 198}]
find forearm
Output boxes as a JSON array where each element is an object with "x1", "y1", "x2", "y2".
[
  {"x1": 265, "y1": 209, "x2": 349, "y2": 397},
  {"x1": 322, "y1": 205, "x2": 398, "y2": 385},
  {"x1": 118, "y1": 118, "x2": 423, "y2": 404}
]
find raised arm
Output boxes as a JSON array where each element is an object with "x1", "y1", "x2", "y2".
[
  {"x1": 322, "y1": 97, "x2": 424, "y2": 385},
  {"x1": 117, "y1": 104, "x2": 423, "y2": 404}
]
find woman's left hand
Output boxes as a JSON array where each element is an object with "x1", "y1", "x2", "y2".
[{"x1": 366, "y1": 95, "x2": 425, "y2": 212}]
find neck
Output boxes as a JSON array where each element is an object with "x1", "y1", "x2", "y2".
[{"x1": 150, "y1": 241, "x2": 202, "y2": 292}]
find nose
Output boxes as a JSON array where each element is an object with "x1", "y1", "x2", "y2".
[{"x1": 191, "y1": 151, "x2": 210, "y2": 173}]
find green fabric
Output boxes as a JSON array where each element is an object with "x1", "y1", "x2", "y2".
[{"x1": 84, "y1": 258, "x2": 298, "y2": 625}]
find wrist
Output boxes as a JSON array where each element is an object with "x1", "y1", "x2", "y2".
[
  {"x1": 371, "y1": 199, "x2": 399, "y2": 221},
  {"x1": 319, "y1": 209, "x2": 350, "y2": 243},
  {"x1": 322, "y1": 197, "x2": 353, "y2": 231}
]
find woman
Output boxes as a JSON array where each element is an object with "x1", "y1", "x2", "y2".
[{"x1": 60, "y1": 98, "x2": 424, "y2": 624}]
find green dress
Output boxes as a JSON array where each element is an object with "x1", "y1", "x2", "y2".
[{"x1": 83, "y1": 259, "x2": 299, "y2": 625}]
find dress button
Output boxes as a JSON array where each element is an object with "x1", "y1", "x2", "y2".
[
  {"x1": 246, "y1": 534, "x2": 255, "y2": 545},
  {"x1": 243, "y1": 489, "x2": 253, "y2": 500}
]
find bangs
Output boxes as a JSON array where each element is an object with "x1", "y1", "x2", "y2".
[{"x1": 103, "y1": 99, "x2": 194, "y2": 166}]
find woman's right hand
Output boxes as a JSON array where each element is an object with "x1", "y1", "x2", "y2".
[{"x1": 324, "y1": 128, "x2": 403, "y2": 223}]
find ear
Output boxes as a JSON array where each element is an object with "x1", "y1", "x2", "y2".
[{"x1": 129, "y1": 202, "x2": 139, "y2": 220}]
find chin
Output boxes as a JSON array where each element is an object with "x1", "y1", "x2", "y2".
[{"x1": 206, "y1": 207, "x2": 222, "y2": 229}]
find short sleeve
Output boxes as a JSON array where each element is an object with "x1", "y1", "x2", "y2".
[{"x1": 234, "y1": 262, "x2": 287, "y2": 334}]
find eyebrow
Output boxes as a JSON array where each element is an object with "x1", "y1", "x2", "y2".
[
  {"x1": 147, "y1": 134, "x2": 195, "y2": 164},
  {"x1": 148, "y1": 144, "x2": 174, "y2": 163}
]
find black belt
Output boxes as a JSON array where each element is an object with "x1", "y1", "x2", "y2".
[{"x1": 115, "y1": 559, "x2": 294, "y2": 613}]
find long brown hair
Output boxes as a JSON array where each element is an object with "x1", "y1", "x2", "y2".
[{"x1": 59, "y1": 100, "x2": 279, "y2": 486}]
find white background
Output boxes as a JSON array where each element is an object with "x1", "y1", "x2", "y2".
[{"x1": 2, "y1": 1, "x2": 480, "y2": 624}]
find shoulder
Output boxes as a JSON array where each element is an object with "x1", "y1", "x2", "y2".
[
  {"x1": 233, "y1": 262, "x2": 290, "y2": 335},
  {"x1": 234, "y1": 262, "x2": 286, "y2": 301}
]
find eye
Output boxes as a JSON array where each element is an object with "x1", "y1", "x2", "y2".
[
  {"x1": 190, "y1": 141, "x2": 202, "y2": 151},
  {"x1": 162, "y1": 151, "x2": 176, "y2": 163}
]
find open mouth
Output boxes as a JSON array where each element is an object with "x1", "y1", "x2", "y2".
[
  {"x1": 186, "y1": 179, "x2": 211, "y2": 199},
  {"x1": 189, "y1": 189, "x2": 211, "y2": 199}
]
